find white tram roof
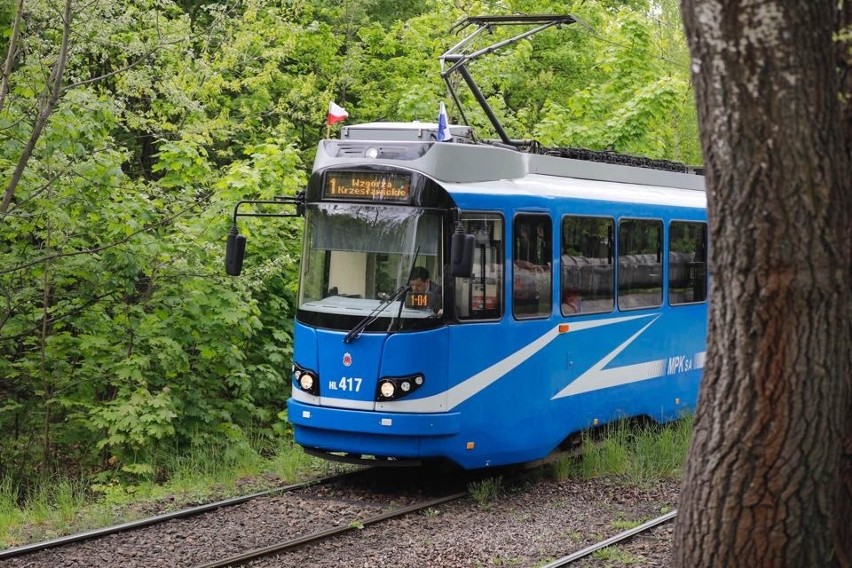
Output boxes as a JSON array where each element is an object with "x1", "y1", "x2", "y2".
[
  {"x1": 321, "y1": 122, "x2": 705, "y2": 208},
  {"x1": 454, "y1": 174, "x2": 706, "y2": 209}
]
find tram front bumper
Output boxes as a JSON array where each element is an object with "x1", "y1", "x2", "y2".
[{"x1": 287, "y1": 398, "x2": 461, "y2": 458}]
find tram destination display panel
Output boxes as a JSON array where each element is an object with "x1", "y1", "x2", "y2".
[{"x1": 324, "y1": 171, "x2": 411, "y2": 201}]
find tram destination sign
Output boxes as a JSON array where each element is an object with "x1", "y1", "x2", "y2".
[{"x1": 324, "y1": 171, "x2": 411, "y2": 201}]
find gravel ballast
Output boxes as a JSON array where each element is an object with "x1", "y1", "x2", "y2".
[{"x1": 5, "y1": 473, "x2": 679, "y2": 567}]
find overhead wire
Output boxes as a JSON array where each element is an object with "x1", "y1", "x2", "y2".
[{"x1": 572, "y1": 24, "x2": 691, "y2": 71}]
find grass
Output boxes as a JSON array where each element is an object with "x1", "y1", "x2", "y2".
[
  {"x1": 0, "y1": 440, "x2": 347, "y2": 550},
  {"x1": 0, "y1": 478, "x2": 90, "y2": 545},
  {"x1": 610, "y1": 517, "x2": 644, "y2": 531},
  {"x1": 468, "y1": 475, "x2": 503, "y2": 506},
  {"x1": 591, "y1": 546, "x2": 642, "y2": 565},
  {"x1": 0, "y1": 480, "x2": 21, "y2": 543},
  {"x1": 550, "y1": 415, "x2": 693, "y2": 482},
  {"x1": 550, "y1": 453, "x2": 574, "y2": 480}
]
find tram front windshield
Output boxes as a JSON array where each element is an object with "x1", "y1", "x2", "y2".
[{"x1": 298, "y1": 203, "x2": 444, "y2": 331}]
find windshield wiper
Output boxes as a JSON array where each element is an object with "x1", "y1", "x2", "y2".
[
  {"x1": 343, "y1": 247, "x2": 421, "y2": 344},
  {"x1": 343, "y1": 284, "x2": 410, "y2": 344}
]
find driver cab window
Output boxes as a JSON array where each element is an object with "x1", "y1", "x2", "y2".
[{"x1": 454, "y1": 213, "x2": 504, "y2": 320}]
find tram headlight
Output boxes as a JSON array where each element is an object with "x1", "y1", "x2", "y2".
[
  {"x1": 293, "y1": 364, "x2": 320, "y2": 396},
  {"x1": 379, "y1": 380, "x2": 396, "y2": 399},
  {"x1": 376, "y1": 374, "x2": 424, "y2": 401},
  {"x1": 365, "y1": 146, "x2": 379, "y2": 159},
  {"x1": 299, "y1": 374, "x2": 315, "y2": 392}
]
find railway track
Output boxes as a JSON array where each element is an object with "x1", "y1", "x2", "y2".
[
  {"x1": 1, "y1": 466, "x2": 475, "y2": 568},
  {"x1": 541, "y1": 509, "x2": 678, "y2": 567},
  {"x1": 0, "y1": 468, "x2": 368, "y2": 563},
  {"x1": 194, "y1": 491, "x2": 467, "y2": 568}
]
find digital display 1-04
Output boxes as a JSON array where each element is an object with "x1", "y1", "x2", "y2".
[{"x1": 405, "y1": 292, "x2": 430, "y2": 310}]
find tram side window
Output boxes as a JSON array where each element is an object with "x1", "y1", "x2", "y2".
[
  {"x1": 455, "y1": 214, "x2": 504, "y2": 320},
  {"x1": 561, "y1": 216, "x2": 614, "y2": 316},
  {"x1": 513, "y1": 214, "x2": 552, "y2": 318},
  {"x1": 618, "y1": 219, "x2": 663, "y2": 310},
  {"x1": 669, "y1": 221, "x2": 708, "y2": 305}
]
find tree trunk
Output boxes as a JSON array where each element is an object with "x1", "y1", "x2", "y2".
[
  {"x1": 674, "y1": 2, "x2": 852, "y2": 566},
  {"x1": 835, "y1": 1, "x2": 852, "y2": 564}
]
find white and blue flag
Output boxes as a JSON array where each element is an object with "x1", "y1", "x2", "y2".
[{"x1": 436, "y1": 102, "x2": 452, "y2": 142}]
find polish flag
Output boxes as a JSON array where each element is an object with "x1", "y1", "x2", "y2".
[{"x1": 327, "y1": 101, "x2": 349, "y2": 125}]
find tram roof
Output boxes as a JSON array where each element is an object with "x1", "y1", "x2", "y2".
[
  {"x1": 319, "y1": 122, "x2": 706, "y2": 197},
  {"x1": 448, "y1": 173, "x2": 706, "y2": 210}
]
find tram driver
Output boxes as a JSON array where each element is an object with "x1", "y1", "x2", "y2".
[{"x1": 408, "y1": 266, "x2": 443, "y2": 316}]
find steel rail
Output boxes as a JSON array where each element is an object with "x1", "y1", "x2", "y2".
[
  {"x1": 540, "y1": 509, "x2": 678, "y2": 567},
  {"x1": 194, "y1": 491, "x2": 468, "y2": 568},
  {"x1": 0, "y1": 469, "x2": 367, "y2": 560}
]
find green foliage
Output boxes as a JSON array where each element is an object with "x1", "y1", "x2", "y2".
[
  {"x1": 528, "y1": 3, "x2": 699, "y2": 162},
  {"x1": 0, "y1": 0, "x2": 700, "y2": 489},
  {"x1": 567, "y1": 417, "x2": 693, "y2": 482}
]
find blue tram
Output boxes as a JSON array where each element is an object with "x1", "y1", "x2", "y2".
[{"x1": 228, "y1": 120, "x2": 708, "y2": 469}]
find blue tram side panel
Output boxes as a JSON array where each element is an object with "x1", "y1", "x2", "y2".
[{"x1": 278, "y1": 122, "x2": 707, "y2": 470}]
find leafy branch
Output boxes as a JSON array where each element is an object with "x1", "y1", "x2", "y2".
[
  {"x1": 0, "y1": 0, "x2": 25, "y2": 111},
  {"x1": 0, "y1": 202, "x2": 200, "y2": 276},
  {"x1": 0, "y1": 0, "x2": 72, "y2": 215},
  {"x1": 0, "y1": 290, "x2": 118, "y2": 343}
]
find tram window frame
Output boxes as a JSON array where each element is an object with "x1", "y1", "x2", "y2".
[
  {"x1": 454, "y1": 213, "x2": 505, "y2": 321},
  {"x1": 560, "y1": 215, "x2": 614, "y2": 317},
  {"x1": 668, "y1": 220, "x2": 708, "y2": 305},
  {"x1": 512, "y1": 213, "x2": 552, "y2": 319},
  {"x1": 617, "y1": 218, "x2": 663, "y2": 311}
]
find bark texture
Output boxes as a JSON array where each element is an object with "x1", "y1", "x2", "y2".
[
  {"x1": 674, "y1": 1, "x2": 852, "y2": 566},
  {"x1": 836, "y1": 5, "x2": 852, "y2": 566}
]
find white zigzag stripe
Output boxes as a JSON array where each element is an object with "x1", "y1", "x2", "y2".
[
  {"x1": 377, "y1": 313, "x2": 657, "y2": 413},
  {"x1": 552, "y1": 316, "x2": 664, "y2": 398}
]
